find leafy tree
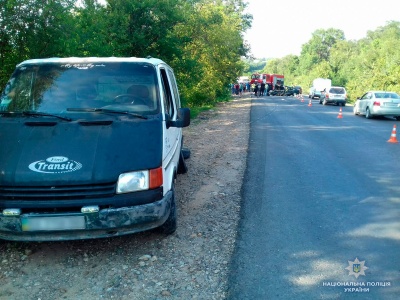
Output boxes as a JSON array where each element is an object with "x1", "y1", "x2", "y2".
[
  {"x1": 170, "y1": 0, "x2": 251, "y2": 106},
  {"x1": 328, "y1": 40, "x2": 357, "y2": 86},
  {"x1": 73, "y1": 0, "x2": 112, "y2": 56},
  {"x1": 0, "y1": 0, "x2": 249, "y2": 108},
  {"x1": 249, "y1": 22, "x2": 400, "y2": 101},
  {"x1": 247, "y1": 59, "x2": 267, "y2": 74},
  {"x1": 299, "y1": 28, "x2": 345, "y2": 73},
  {"x1": 344, "y1": 21, "x2": 400, "y2": 98},
  {"x1": 105, "y1": 0, "x2": 186, "y2": 60},
  {"x1": 0, "y1": 0, "x2": 76, "y2": 87}
]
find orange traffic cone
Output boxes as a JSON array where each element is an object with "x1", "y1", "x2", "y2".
[
  {"x1": 337, "y1": 107, "x2": 343, "y2": 119},
  {"x1": 308, "y1": 99, "x2": 312, "y2": 106},
  {"x1": 388, "y1": 124, "x2": 399, "y2": 143}
]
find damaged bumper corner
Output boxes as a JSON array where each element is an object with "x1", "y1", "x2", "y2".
[{"x1": 0, "y1": 191, "x2": 173, "y2": 242}]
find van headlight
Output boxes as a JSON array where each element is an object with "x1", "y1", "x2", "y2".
[
  {"x1": 116, "y1": 168, "x2": 163, "y2": 194},
  {"x1": 116, "y1": 170, "x2": 149, "y2": 193}
]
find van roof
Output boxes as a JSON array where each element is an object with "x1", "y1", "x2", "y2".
[{"x1": 17, "y1": 57, "x2": 167, "y2": 67}]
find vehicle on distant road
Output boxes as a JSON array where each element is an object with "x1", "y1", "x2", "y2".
[
  {"x1": 269, "y1": 86, "x2": 292, "y2": 96},
  {"x1": 238, "y1": 76, "x2": 249, "y2": 84},
  {"x1": 293, "y1": 86, "x2": 302, "y2": 95},
  {"x1": 319, "y1": 86, "x2": 347, "y2": 106},
  {"x1": 284, "y1": 86, "x2": 294, "y2": 96},
  {"x1": 309, "y1": 78, "x2": 331, "y2": 99},
  {"x1": 353, "y1": 91, "x2": 400, "y2": 119},
  {"x1": 250, "y1": 73, "x2": 284, "y2": 95}
]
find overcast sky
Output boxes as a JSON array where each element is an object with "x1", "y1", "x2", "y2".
[{"x1": 244, "y1": 0, "x2": 400, "y2": 59}]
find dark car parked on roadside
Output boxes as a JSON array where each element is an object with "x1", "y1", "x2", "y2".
[{"x1": 293, "y1": 86, "x2": 302, "y2": 95}]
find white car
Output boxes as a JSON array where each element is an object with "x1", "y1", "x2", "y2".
[
  {"x1": 319, "y1": 86, "x2": 347, "y2": 106},
  {"x1": 353, "y1": 90, "x2": 400, "y2": 119}
]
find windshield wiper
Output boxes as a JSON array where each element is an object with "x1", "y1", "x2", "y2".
[
  {"x1": 22, "y1": 111, "x2": 72, "y2": 122},
  {"x1": 67, "y1": 108, "x2": 148, "y2": 119},
  {"x1": 0, "y1": 111, "x2": 18, "y2": 116}
]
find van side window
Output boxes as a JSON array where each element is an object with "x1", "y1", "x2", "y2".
[
  {"x1": 167, "y1": 69, "x2": 181, "y2": 108},
  {"x1": 160, "y1": 68, "x2": 175, "y2": 118}
]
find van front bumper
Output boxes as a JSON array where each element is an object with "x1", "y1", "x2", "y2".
[{"x1": 0, "y1": 191, "x2": 173, "y2": 241}]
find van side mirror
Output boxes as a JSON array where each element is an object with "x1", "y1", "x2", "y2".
[{"x1": 167, "y1": 107, "x2": 190, "y2": 128}]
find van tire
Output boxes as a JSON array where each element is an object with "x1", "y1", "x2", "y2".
[
  {"x1": 159, "y1": 187, "x2": 177, "y2": 234},
  {"x1": 177, "y1": 150, "x2": 188, "y2": 174},
  {"x1": 182, "y1": 147, "x2": 191, "y2": 159}
]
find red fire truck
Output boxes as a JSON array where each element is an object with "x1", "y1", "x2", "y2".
[
  {"x1": 250, "y1": 73, "x2": 263, "y2": 84},
  {"x1": 250, "y1": 73, "x2": 285, "y2": 92}
]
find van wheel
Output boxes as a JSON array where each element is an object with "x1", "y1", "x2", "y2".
[
  {"x1": 177, "y1": 150, "x2": 188, "y2": 174},
  {"x1": 159, "y1": 187, "x2": 177, "y2": 234},
  {"x1": 182, "y1": 147, "x2": 191, "y2": 159}
]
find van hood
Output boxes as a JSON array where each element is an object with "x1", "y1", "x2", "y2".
[{"x1": 0, "y1": 117, "x2": 163, "y2": 186}]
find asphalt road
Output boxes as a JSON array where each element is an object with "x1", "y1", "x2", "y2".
[{"x1": 228, "y1": 95, "x2": 400, "y2": 299}]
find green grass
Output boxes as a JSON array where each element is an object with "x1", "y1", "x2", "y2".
[
  {"x1": 189, "y1": 105, "x2": 214, "y2": 119},
  {"x1": 187, "y1": 94, "x2": 233, "y2": 119}
]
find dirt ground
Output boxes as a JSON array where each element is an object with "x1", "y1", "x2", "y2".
[{"x1": 0, "y1": 95, "x2": 251, "y2": 300}]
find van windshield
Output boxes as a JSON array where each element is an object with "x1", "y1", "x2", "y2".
[{"x1": 0, "y1": 62, "x2": 160, "y2": 115}]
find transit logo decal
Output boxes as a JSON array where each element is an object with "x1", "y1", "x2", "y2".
[{"x1": 29, "y1": 156, "x2": 82, "y2": 174}]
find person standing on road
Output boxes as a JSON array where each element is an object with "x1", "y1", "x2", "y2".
[
  {"x1": 266, "y1": 83, "x2": 271, "y2": 96},
  {"x1": 254, "y1": 83, "x2": 258, "y2": 97},
  {"x1": 260, "y1": 82, "x2": 266, "y2": 96},
  {"x1": 234, "y1": 83, "x2": 240, "y2": 95}
]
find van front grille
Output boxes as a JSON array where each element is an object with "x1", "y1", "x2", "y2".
[{"x1": 0, "y1": 182, "x2": 115, "y2": 202}]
